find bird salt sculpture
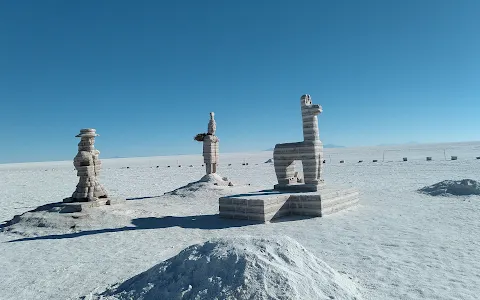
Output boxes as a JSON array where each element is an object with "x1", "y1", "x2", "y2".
[
  {"x1": 195, "y1": 112, "x2": 219, "y2": 175},
  {"x1": 64, "y1": 128, "x2": 108, "y2": 203},
  {"x1": 273, "y1": 94, "x2": 324, "y2": 191}
]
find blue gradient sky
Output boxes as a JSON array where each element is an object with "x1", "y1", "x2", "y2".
[{"x1": 1, "y1": 0, "x2": 479, "y2": 163}]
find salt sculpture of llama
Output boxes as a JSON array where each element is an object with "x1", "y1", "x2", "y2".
[{"x1": 273, "y1": 94, "x2": 324, "y2": 191}]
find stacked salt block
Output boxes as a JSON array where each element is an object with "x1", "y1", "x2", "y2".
[
  {"x1": 64, "y1": 128, "x2": 108, "y2": 203},
  {"x1": 219, "y1": 188, "x2": 360, "y2": 222},
  {"x1": 219, "y1": 94, "x2": 359, "y2": 222},
  {"x1": 203, "y1": 112, "x2": 219, "y2": 175},
  {"x1": 272, "y1": 94, "x2": 324, "y2": 191}
]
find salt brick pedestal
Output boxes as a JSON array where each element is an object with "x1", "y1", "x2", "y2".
[{"x1": 219, "y1": 186, "x2": 359, "y2": 222}]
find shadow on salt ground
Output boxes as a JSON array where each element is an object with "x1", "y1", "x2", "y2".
[
  {"x1": 270, "y1": 215, "x2": 318, "y2": 223},
  {"x1": 223, "y1": 189, "x2": 306, "y2": 198},
  {"x1": 126, "y1": 196, "x2": 162, "y2": 201},
  {"x1": 7, "y1": 214, "x2": 260, "y2": 243}
]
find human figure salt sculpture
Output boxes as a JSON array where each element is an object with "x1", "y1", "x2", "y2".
[
  {"x1": 195, "y1": 112, "x2": 219, "y2": 175},
  {"x1": 64, "y1": 128, "x2": 108, "y2": 202},
  {"x1": 204, "y1": 112, "x2": 219, "y2": 174},
  {"x1": 273, "y1": 94, "x2": 324, "y2": 191}
]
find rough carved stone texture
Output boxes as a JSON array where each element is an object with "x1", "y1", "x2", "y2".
[
  {"x1": 203, "y1": 112, "x2": 219, "y2": 175},
  {"x1": 65, "y1": 129, "x2": 108, "y2": 202},
  {"x1": 273, "y1": 94, "x2": 324, "y2": 191}
]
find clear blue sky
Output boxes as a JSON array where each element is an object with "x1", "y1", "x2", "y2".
[{"x1": 1, "y1": 0, "x2": 479, "y2": 163}]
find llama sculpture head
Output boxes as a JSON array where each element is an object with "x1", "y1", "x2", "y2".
[{"x1": 300, "y1": 94, "x2": 322, "y2": 142}]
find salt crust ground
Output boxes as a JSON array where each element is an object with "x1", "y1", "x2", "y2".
[
  {"x1": 2, "y1": 173, "x2": 243, "y2": 237},
  {"x1": 1, "y1": 142, "x2": 480, "y2": 300},
  {"x1": 90, "y1": 236, "x2": 363, "y2": 300}
]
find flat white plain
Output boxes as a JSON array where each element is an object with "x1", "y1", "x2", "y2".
[{"x1": 1, "y1": 141, "x2": 480, "y2": 300}]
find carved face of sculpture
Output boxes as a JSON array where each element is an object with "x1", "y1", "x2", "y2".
[
  {"x1": 300, "y1": 94, "x2": 322, "y2": 115},
  {"x1": 84, "y1": 137, "x2": 95, "y2": 145},
  {"x1": 301, "y1": 94, "x2": 312, "y2": 106},
  {"x1": 210, "y1": 112, "x2": 215, "y2": 119}
]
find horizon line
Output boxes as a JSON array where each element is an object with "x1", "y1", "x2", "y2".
[{"x1": 1, "y1": 140, "x2": 479, "y2": 166}]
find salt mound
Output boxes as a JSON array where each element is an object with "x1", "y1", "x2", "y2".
[
  {"x1": 92, "y1": 236, "x2": 363, "y2": 300},
  {"x1": 1, "y1": 203, "x2": 79, "y2": 236},
  {"x1": 418, "y1": 179, "x2": 480, "y2": 196},
  {"x1": 199, "y1": 173, "x2": 229, "y2": 184},
  {"x1": 1, "y1": 202, "x2": 132, "y2": 237},
  {"x1": 164, "y1": 174, "x2": 235, "y2": 197}
]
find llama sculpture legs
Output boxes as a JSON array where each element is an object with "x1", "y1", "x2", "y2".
[
  {"x1": 302, "y1": 141, "x2": 324, "y2": 185},
  {"x1": 273, "y1": 141, "x2": 324, "y2": 192}
]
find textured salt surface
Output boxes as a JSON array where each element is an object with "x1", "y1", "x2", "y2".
[
  {"x1": 90, "y1": 236, "x2": 363, "y2": 300},
  {"x1": 418, "y1": 179, "x2": 480, "y2": 196},
  {"x1": 1, "y1": 142, "x2": 480, "y2": 300},
  {"x1": 1, "y1": 177, "x2": 250, "y2": 237}
]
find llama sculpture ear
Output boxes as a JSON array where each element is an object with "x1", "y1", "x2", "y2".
[{"x1": 301, "y1": 94, "x2": 312, "y2": 106}]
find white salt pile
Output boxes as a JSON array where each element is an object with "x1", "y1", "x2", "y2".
[
  {"x1": 90, "y1": 235, "x2": 363, "y2": 300},
  {"x1": 418, "y1": 179, "x2": 480, "y2": 196},
  {"x1": 1, "y1": 202, "x2": 132, "y2": 237},
  {"x1": 199, "y1": 173, "x2": 232, "y2": 185},
  {"x1": 164, "y1": 173, "x2": 236, "y2": 197}
]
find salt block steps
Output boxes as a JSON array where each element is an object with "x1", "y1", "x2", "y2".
[{"x1": 219, "y1": 186, "x2": 359, "y2": 222}]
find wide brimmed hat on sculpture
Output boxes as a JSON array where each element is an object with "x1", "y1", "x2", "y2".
[{"x1": 75, "y1": 128, "x2": 99, "y2": 138}]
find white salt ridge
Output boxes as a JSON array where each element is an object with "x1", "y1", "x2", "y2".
[
  {"x1": 91, "y1": 235, "x2": 363, "y2": 300},
  {"x1": 418, "y1": 179, "x2": 480, "y2": 196}
]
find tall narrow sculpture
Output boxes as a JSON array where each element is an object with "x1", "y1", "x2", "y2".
[
  {"x1": 273, "y1": 94, "x2": 324, "y2": 191},
  {"x1": 64, "y1": 128, "x2": 108, "y2": 203},
  {"x1": 195, "y1": 112, "x2": 219, "y2": 175}
]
